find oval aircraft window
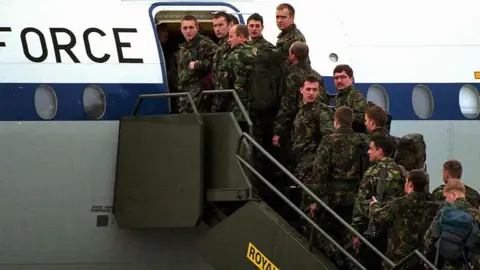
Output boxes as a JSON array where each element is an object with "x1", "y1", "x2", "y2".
[
  {"x1": 367, "y1": 85, "x2": 389, "y2": 111},
  {"x1": 412, "y1": 84, "x2": 434, "y2": 119},
  {"x1": 83, "y1": 85, "x2": 106, "y2": 119},
  {"x1": 34, "y1": 85, "x2": 58, "y2": 120},
  {"x1": 459, "y1": 84, "x2": 480, "y2": 119}
]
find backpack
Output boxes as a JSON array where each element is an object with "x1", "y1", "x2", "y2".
[
  {"x1": 249, "y1": 46, "x2": 284, "y2": 112},
  {"x1": 394, "y1": 133, "x2": 427, "y2": 171},
  {"x1": 435, "y1": 206, "x2": 479, "y2": 267}
]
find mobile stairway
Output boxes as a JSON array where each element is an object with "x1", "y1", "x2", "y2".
[{"x1": 112, "y1": 91, "x2": 437, "y2": 270}]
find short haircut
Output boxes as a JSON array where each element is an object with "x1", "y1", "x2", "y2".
[
  {"x1": 444, "y1": 179, "x2": 466, "y2": 194},
  {"x1": 366, "y1": 106, "x2": 387, "y2": 127},
  {"x1": 290, "y1": 41, "x2": 309, "y2": 61},
  {"x1": 371, "y1": 136, "x2": 394, "y2": 157},
  {"x1": 213, "y1": 12, "x2": 232, "y2": 24},
  {"x1": 276, "y1": 3, "x2": 295, "y2": 16},
  {"x1": 443, "y1": 160, "x2": 462, "y2": 179},
  {"x1": 335, "y1": 106, "x2": 353, "y2": 127},
  {"x1": 407, "y1": 169, "x2": 428, "y2": 193},
  {"x1": 333, "y1": 64, "x2": 354, "y2": 77},
  {"x1": 233, "y1": 25, "x2": 249, "y2": 38},
  {"x1": 247, "y1": 13, "x2": 264, "y2": 25}
]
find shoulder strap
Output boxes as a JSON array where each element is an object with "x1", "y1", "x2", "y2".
[{"x1": 376, "y1": 166, "x2": 388, "y2": 202}]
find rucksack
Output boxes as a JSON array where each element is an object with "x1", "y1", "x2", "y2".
[
  {"x1": 249, "y1": 46, "x2": 284, "y2": 112},
  {"x1": 435, "y1": 206, "x2": 479, "y2": 267},
  {"x1": 394, "y1": 133, "x2": 427, "y2": 171}
]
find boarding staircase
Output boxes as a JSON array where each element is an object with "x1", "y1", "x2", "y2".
[{"x1": 112, "y1": 91, "x2": 437, "y2": 270}]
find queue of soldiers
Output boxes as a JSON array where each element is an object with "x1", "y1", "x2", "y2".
[{"x1": 158, "y1": 3, "x2": 480, "y2": 270}]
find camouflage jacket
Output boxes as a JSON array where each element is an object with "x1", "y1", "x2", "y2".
[
  {"x1": 370, "y1": 192, "x2": 428, "y2": 266},
  {"x1": 225, "y1": 43, "x2": 257, "y2": 121},
  {"x1": 212, "y1": 36, "x2": 233, "y2": 90},
  {"x1": 351, "y1": 157, "x2": 405, "y2": 233},
  {"x1": 334, "y1": 86, "x2": 367, "y2": 129},
  {"x1": 276, "y1": 24, "x2": 306, "y2": 61},
  {"x1": 273, "y1": 61, "x2": 326, "y2": 138},
  {"x1": 305, "y1": 127, "x2": 368, "y2": 207},
  {"x1": 292, "y1": 98, "x2": 334, "y2": 161},
  {"x1": 176, "y1": 34, "x2": 217, "y2": 91},
  {"x1": 424, "y1": 198, "x2": 480, "y2": 270},
  {"x1": 431, "y1": 184, "x2": 480, "y2": 209},
  {"x1": 249, "y1": 36, "x2": 275, "y2": 50}
]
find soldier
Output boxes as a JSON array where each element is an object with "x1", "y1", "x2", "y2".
[
  {"x1": 247, "y1": 13, "x2": 275, "y2": 50},
  {"x1": 275, "y1": 3, "x2": 307, "y2": 61},
  {"x1": 365, "y1": 105, "x2": 398, "y2": 156},
  {"x1": 305, "y1": 106, "x2": 368, "y2": 263},
  {"x1": 431, "y1": 160, "x2": 480, "y2": 208},
  {"x1": 351, "y1": 136, "x2": 405, "y2": 270},
  {"x1": 424, "y1": 180, "x2": 480, "y2": 269},
  {"x1": 365, "y1": 105, "x2": 390, "y2": 138},
  {"x1": 369, "y1": 169, "x2": 429, "y2": 269},
  {"x1": 224, "y1": 24, "x2": 256, "y2": 131},
  {"x1": 176, "y1": 15, "x2": 216, "y2": 113},
  {"x1": 333, "y1": 64, "x2": 368, "y2": 133},
  {"x1": 230, "y1": 14, "x2": 239, "y2": 25},
  {"x1": 292, "y1": 75, "x2": 334, "y2": 184},
  {"x1": 272, "y1": 42, "x2": 326, "y2": 153},
  {"x1": 211, "y1": 12, "x2": 235, "y2": 112}
]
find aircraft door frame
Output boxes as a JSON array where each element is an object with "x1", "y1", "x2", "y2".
[{"x1": 148, "y1": 2, "x2": 244, "y2": 113}]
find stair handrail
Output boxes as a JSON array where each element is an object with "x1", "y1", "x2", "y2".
[
  {"x1": 197, "y1": 89, "x2": 253, "y2": 136},
  {"x1": 131, "y1": 92, "x2": 200, "y2": 116},
  {"x1": 236, "y1": 132, "x2": 438, "y2": 269}
]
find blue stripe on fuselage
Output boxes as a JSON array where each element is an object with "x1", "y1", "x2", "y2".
[{"x1": 0, "y1": 78, "x2": 478, "y2": 121}]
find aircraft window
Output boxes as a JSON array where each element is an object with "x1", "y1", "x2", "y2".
[
  {"x1": 34, "y1": 85, "x2": 58, "y2": 120},
  {"x1": 329, "y1": 53, "x2": 338, "y2": 62},
  {"x1": 459, "y1": 84, "x2": 480, "y2": 119},
  {"x1": 83, "y1": 85, "x2": 106, "y2": 119},
  {"x1": 412, "y1": 84, "x2": 434, "y2": 119},
  {"x1": 367, "y1": 84, "x2": 389, "y2": 111}
]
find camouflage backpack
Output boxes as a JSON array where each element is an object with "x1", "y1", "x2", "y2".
[
  {"x1": 394, "y1": 133, "x2": 427, "y2": 171},
  {"x1": 249, "y1": 46, "x2": 284, "y2": 112}
]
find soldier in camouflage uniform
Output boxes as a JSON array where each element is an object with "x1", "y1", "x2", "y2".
[
  {"x1": 275, "y1": 3, "x2": 308, "y2": 63},
  {"x1": 224, "y1": 24, "x2": 256, "y2": 131},
  {"x1": 351, "y1": 136, "x2": 405, "y2": 270},
  {"x1": 365, "y1": 105, "x2": 398, "y2": 156},
  {"x1": 176, "y1": 15, "x2": 217, "y2": 113},
  {"x1": 333, "y1": 64, "x2": 368, "y2": 133},
  {"x1": 211, "y1": 12, "x2": 234, "y2": 112},
  {"x1": 424, "y1": 180, "x2": 480, "y2": 270},
  {"x1": 304, "y1": 106, "x2": 368, "y2": 263},
  {"x1": 247, "y1": 13, "x2": 275, "y2": 50},
  {"x1": 292, "y1": 76, "x2": 334, "y2": 184},
  {"x1": 431, "y1": 160, "x2": 480, "y2": 208},
  {"x1": 272, "y1": 42, "x2": 326, "y2": 156},
  {"x1": 369, "y1": 169, "x2": 429, "y2": 269}
]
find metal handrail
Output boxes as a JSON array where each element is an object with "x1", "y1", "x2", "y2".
[
  {"x1": 131, "y1": 92, "x2": 199, "y2": 116},
  {"x1": 236, "y1": 132, "x2": 437, "y2": 270},
  {"x1": 235, "y1": 156, "x2": 367, "y2": 270},
  {"x1": 236, "y1": 132, "x2": 395, "y2": 267},
  {"x1": 197, "y1": 89, "x2": 253, "y2": 136},
  {"x1": 390, "y1": 250, "x2": 438, "y2": 270}
]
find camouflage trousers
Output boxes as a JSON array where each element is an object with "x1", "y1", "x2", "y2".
[{"x1": 177, "y1": 85, "x2": 212, "y2": 113}]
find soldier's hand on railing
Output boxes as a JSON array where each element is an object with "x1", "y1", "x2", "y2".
[
  {"x1": 310, "y1": 203, "x2": 317, "y2": 214},
  {"x1": 272, "y1": 135, "x2": 280, "y2": 147},
  {"x1": 352, "y1": 236, "x2": 360, "y2": 251}
]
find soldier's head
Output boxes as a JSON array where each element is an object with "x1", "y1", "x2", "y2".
[
  {"x1": 213, "y1": 12, "x2": 233, "y2": 39},
  {"x1": 368, "y1": 136, "x2": 394, "y2": 162},
  {"x1": 300, "y1": 75, "x2": 322, "y2": 104},
  {"x1": 276, "y1": 3, "x2": 295, "y2": 31},
  {"x1": 247, "y1": 13, "x2": 264, "y2": 40},
  {"x1": 289, "y1": 41, "x2": 309, "y2": 64},
  {"x1": 405, "y1": 169, "x2": 428, "y2": 194},
  {"x1": 333, "y1": 106, "x2": 353, "y2": 129},
  {"x1": 230, "y1": 14, "x2": 239, "y2": 25},
  {"x1": 157, "y1": 23, "x2": 169, "y2": 44},
  {"x1": 180, "y1": 15, "x2": 199, "y2": 41},
  {"x1": 365, "y1": 106, "x2": 387, "y2": 132},
  {"x1": 333, "y1": 64, "x2": 354, "y2": 91},
  {"x1": 228, "y1": 25, "x2": 249, "y2": 48},
  {"x1": 442, "y1": 160, "x2": 462, "y2": 183},
  {"x1": 443, "y1": 179, "x2": 466, "y2": 203}
]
